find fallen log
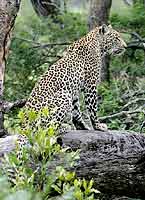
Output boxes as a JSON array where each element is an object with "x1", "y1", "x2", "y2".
[
  {"x1": 0, "y1": 130, "x2": 145, "y2": 199},
  {"x1": 62, "y1": 130, "x2": 145, "y2": 199}
]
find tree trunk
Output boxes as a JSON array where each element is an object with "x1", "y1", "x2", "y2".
[
  {"x1": 88, "y1": 0, "x2": 112, "y2": 29},
  {"x1": 88, "y1": 0, "x2": 112, "y2": 82},
  {"x1": 62, "y1": 130, "x2": 145, "y2": 199},
  {"x1": 0, "y1": 0, "x2": 21, "y2": 137},
  {"x1": 1, "y1": 130, "x2": 145, "y2": 198},
  {"x1": 123, "y1": 0, "x2": 133, "y2": 6},
  {"x1": 30, "y1": 0, "x2": 61, "y2": 18}
]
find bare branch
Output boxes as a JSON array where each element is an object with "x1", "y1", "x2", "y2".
[
  {"x1": 125, "y1": 32, "x2": 145, "y2": 51},
  {"x1": 131, "y1": 32, "x2": 144, "y2": 41},
  {"x1": 33, "y1": 42, "x2": 72, "y2": 49},
  {"x1": 98, "y1": 108, "x2": 143, "y2": 121},
  {"x1": 121, "y1": 98, "x2": 145, "y2": 110},
  {"x1": 123, "y1": 0, "x2": 133, "y2": 6},
  {"x1": 140, "y1": 121, "x2": 145, "y2": 133},
  {"x1": 2, "y1": 99, "x2": 26, "y2": 113},
  {"x1": 13, "y1": 37, "x2": 40, "y2": 45},
  {"x1": 122, "y1": 90, "x2": 145, "y2": 100},
  {"x1": 126, "y1": 42, "x2": 145, "y2": 50},
  {"x1": 13, "y1": 37, "x2": 71, "y2": 49}
]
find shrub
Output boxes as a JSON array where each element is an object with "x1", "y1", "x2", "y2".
[{"x1": 2, "y1": 109, "x2": 99, "y2": 200}]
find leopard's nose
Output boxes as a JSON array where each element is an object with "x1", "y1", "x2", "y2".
[
  {"x1": 124, "y1": 43, "x2": 127, "y2": 48},
  {"x1": 122, "y1": 40, "x2": 127, "y2": 48}
]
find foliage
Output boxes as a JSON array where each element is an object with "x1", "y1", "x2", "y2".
[
  {"x1": 110, "y1": 1, "x2": 145, "y2": 77},
  {"x1": 2, "y1": 1, "x2": 145, "y2": 199},
  {"x1": 130, "y1": 1, "x2": 145, "y2": 34},
  {"x1": 0, "y1": 176, "x2": 40, "y2": 200},
  {"x1": 2, "y1": 109, "x2": 99, "y2": 200},
  {"x1": 98, "y1": 77, "x2": 145, "y2": 132},
  {"x1": 110, "y1": 50, "x2": 145, "y2": 77},
  {"x1": 109, "y1": 0, "x2": 145, "y2": 132},
  {"x1": 111, "y1": 0, "x2": 145, "y2": 34}
]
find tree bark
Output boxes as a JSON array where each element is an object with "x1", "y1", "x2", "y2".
[
  {"x1": 30, "y1": 0, "x2": 61, "y2": 18},
  {"x1": 88, "y1": 0, "x2": 112, "y2": 82},
  {"x1": 62, "y1": 130, "x2": 145, "y2": 199},
  {"x1": 88, "y1": 0, "x2": 112, "y2": 29},
  {"x1": 123, "y1": 0, "x2": 133, "y2": 6},
  {"x1": 1, "y1": 130, "x2": 145, "y2": 198},
  {"x1": 0, "y1": 0, "x2": 21, "y2": 137}
]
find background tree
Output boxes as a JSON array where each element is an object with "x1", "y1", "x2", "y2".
[
  {"x1": 123, "y1": 0, "x2": 133, "y2": 5},
  {"x1": 30, "y1": 0, "x2": 61, "y2": 18},
  {"x1": 88, "y1": 0, "x2": 112, "y2": 82},
  {"x1": 0, "y1": 0, "x2": 21, "y2": 136}
]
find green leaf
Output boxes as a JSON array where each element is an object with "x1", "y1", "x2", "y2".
[
  {"x1": 42, "y1": 107, "x2": 49, "y2": 117},
  {"x1": 28, "y1": 110, "x2": 37, "y2": 122}
]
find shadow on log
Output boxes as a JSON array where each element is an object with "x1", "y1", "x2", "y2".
[{"x1": 0, "y1": 130, "x2": 145, "y2": 199}]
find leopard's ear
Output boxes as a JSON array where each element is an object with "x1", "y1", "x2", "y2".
[
  {"x1": 108, "y1": 24, "x2": 112, "y2": 29},
  {"x1": 99, "y1": 24, "x2": 109, "y2": 35}
]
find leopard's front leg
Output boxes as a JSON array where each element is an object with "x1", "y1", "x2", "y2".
[{"x1": 84, "y1": 84, "x2": 108, "y2": 131}]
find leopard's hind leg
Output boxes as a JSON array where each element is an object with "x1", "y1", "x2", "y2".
[{"x1": 72, "y1": 96, "x2": 89, "y2": 130}]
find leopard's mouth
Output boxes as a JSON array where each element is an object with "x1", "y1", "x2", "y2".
[{"x1": 111, "y1": 48, "x2": 125, "y2": 55}]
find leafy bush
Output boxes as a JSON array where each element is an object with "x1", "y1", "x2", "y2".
[
  {"x1": 110, "y1": 1, "x2": 145, "y2": 77},
  {"x1": 2, "y1": 109, "x2": 99, "y2": 200},
  {"x1": 0, "y1": 177, "x2": 41, "y2": 200},
  {"x1": 111, "y1": 1, "x2": 145, "y2": 34},
  {"x1": 98, "y1": 78, "x2": 145, "y2": 132}
]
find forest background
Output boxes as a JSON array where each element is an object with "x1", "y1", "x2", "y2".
[{"x1": 0, "y1": 0, "x2": 145, "y2": 200}]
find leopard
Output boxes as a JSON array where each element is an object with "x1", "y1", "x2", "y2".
[
  {"x1": 4, "y1": 24, "x2": 127, "y2": 184},
  {"x1": 22, "y1": 24, "x2": 126, "y2": 132}
]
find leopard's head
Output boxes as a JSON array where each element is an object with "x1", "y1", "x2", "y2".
[{"x1": 99, "y1": 24, "x2": 127, "y2": 56}]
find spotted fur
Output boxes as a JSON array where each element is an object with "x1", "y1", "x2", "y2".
[{"x1": 23, "y1": 24, "x2": 126, "y2": 131}]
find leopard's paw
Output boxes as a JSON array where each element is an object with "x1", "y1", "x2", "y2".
[{"x1": 95, "y1": 123, "x2": 108, "y2": 132}]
